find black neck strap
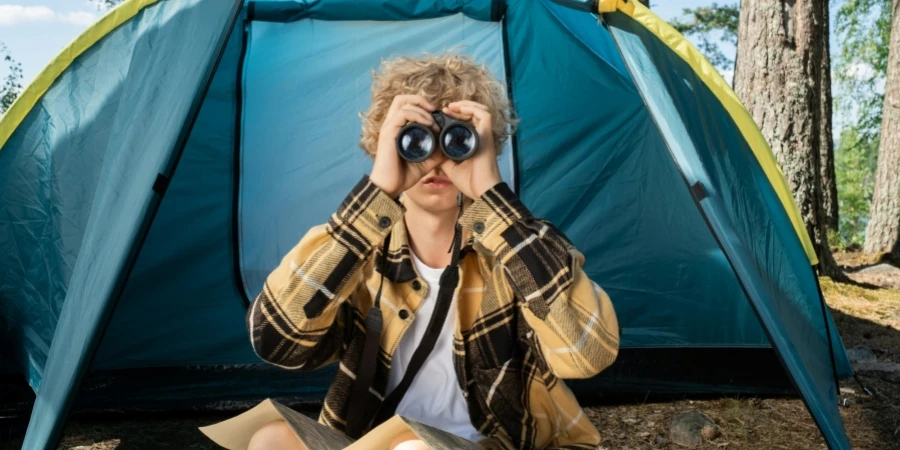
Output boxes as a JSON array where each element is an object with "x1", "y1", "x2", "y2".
[
  {"x1": 344, "y1": 232, "x2": 390, "y2": 439},
  {"x1": 344, "y1": 213, "x2": 463, "y2": 438},
  {"x1": 371, "y1": 222, "x2": 461, "y2": 427}
]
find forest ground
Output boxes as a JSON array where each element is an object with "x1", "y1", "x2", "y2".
[{"x1": 1, "y1": 253, "x2": 898, "y2": 450}]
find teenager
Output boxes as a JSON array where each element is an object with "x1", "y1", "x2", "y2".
[{"x1": 245, "y1": 53, "x2": 620, "y2": 450}]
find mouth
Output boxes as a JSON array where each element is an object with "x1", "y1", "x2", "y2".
[{"x1": 422, "y1": 175, "x2": 452, "y2": 188}]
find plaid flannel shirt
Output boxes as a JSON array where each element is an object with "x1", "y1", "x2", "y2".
[{"x1": 247, "y1": 175, "x2": 620, "y2": 449}]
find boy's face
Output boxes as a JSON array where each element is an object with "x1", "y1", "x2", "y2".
[{"x1": 403, "y1": 163, "x2": 460, "y2": 214}]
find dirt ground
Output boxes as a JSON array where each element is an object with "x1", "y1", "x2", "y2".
[{"x1": 2, "y1": 252, "x2": 898, "y2": 450}]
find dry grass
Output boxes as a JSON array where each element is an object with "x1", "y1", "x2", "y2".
[
  {"x1": 584, "y1": 380, "x2": 897, "y2": 450},
  {"x1": 1, "y1": 255, "x2": 898, "y2": 450},
  {"x1": 588, "y1": 397, "x2": 830, "y2": 449},
  {"x1": 821, "y1": 276, "x2": 900, "y2": 362}
]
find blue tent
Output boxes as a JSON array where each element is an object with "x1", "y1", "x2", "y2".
[{"x1": 0, "y1": 0, "x2": 854, "y2": 448}]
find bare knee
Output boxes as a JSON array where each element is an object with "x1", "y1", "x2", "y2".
[
  {"x1": 248, "y1": 420, "x2": 306, "y2": 450},
  {"x1": 390, "y1": 430, "x2": 429, "y2": 450}
]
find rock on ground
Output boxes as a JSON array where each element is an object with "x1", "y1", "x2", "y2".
[
  {"x1": 669, "y1": 410, "x2": 721, "y2": 447},
  {"x1": 847, "y1": 344, "x2": 877, "y2": 364},
  {"x1": 857, "y1": 263, "x2": 900, "y2": 275},
  {"x1": 854, "y1": 362, "x2": 900, "y2": 384}
]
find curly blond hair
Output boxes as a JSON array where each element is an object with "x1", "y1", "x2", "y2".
[{"x1": 359, "y1": 53, "x2": 518, "y2": 157}]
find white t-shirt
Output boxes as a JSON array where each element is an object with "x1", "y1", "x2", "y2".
[{"x1": 384, "y1": 251, "x2": 484, "y2": 443}]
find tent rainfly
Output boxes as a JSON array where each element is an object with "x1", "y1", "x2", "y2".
[{"x1": 0, "y1": 0, "x2": 853, "y2": 448}]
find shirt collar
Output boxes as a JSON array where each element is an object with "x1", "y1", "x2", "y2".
[{"x1": 375, "y1": 214, "x2": 475, "y2": 284}]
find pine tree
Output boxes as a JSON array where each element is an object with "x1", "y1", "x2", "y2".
[
  {"x1": 733, "y1": 0, "x2": 844, "y2": 278},
  {"x1": 864, "y1": 0, "x2": 900, "y2": 258}
]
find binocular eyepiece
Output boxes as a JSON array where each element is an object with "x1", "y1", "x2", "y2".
[{"x1": 396, "y1": 112, "x2": 479, "y2": 162}]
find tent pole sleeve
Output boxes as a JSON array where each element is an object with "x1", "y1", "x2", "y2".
[{"x1": 234, "y1": 15, "x2": 252, "y2": 308}]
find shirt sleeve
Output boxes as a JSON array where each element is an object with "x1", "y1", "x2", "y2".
[
  {"x1": 458, "y1": 182, "x2": 620, "y2": 379},
  {"x1": 246, "y1": 175, "x2": 405, "y2": 370}
]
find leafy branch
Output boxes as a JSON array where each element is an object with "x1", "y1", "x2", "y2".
[
  {"x1": 0, "y1": 42, "x2": 24, "y2": 114},
  {"x1": 668, "y1": 3, "x2": 739, "y2": 75}
]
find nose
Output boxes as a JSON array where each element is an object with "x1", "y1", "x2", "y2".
[{"x1": 429, "y1": 151, "x2": 448, "y2": 166}]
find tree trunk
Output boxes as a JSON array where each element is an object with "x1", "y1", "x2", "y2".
[
  {"x1": 733, "y1": 0, "x2": 844, "y2": 279},
  {"x1": 864, "y1": 0, "x2": 900, "y2": 259},
  {"x1": 819, "y1": 0, "x2": 839, "y2": 232}
]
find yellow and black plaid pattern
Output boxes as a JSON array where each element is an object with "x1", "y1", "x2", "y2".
[{"x1": 247, "y1": 175, "x2": 620, "y2": 449}]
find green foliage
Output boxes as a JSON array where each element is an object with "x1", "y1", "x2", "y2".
[
  {"x1": 834, "y1": 0, "x2": 893, "y2": 142},
  {"x1": 832, "y1": 0, "x2": 892, "y2": 249},
  {"x1": 95, "y1": 0, "x2": 124, "y2": 8},
  {"x1": 0, "y1": 42, "x2": 23, "y2": 114},
  {"x1": 668, "y1": 3, "x2": 739, "y2": 74},
  {"x1": 834, "y1": 129, "x2": 879, "y2": 248}
]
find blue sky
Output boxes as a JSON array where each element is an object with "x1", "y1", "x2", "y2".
[
  {"x1": 1, "y1": 1, "x2": 103, "y2": 82},
  {"x1": 1, "y1": 1, "x2": 725, "y2": 85}
]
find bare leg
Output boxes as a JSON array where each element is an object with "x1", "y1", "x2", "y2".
[
  {"x1": 390, "y1": 430, "x2": 430, "y2": 450},
  {"x1": 248, "y1": 420, "x2": 307, "y2": 450}
]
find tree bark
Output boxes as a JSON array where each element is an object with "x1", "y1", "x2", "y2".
[
  {"x1": 733, "y1": 0, "x2": 844, "y2": 279},
  {"x1": 864, "y1": 0, "x2": 900, "y2": 259},
  {"x1": 819, "y1": 0, "x2": 839, "y2": 232}
]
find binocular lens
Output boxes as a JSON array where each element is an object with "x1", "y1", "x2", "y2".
[
  {"x1": 396, "y1": 112, "x2": 478, "y2": 162},
  {"x1": 442, "y1": 125, "x2": 476, "y2": 160},
  {"x1": 398, "y1": 127, "x2": 435, "y2": 162}
]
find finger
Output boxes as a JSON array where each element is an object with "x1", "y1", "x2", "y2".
[
  {"x1": 442, "y1": 105, "x2": 474, "y2": 121},
  {"x1": 448, "y1": 100, "x2": 489, "y2": 111},
  {"x1": 453, "y1": 105, "x2": 492, "y2": 131},
  {"x1": 398, "y1": 104, "x2": 435, "y2": 127},
  {"x1": 441, "y1": 106, "x2": 474, "y2": 121},
  {"x1": 394, "y1": 110, "x2": 440, "y2": 135},
  {"x1": 386, "y1": 108, "x2": 432, "y2": 132},
  {"x1": 399, "y1": 106, "x2": 441, "y2": 133},
  {"x1": 390, "y1": 94, "x2": 435, "y2": 114}
]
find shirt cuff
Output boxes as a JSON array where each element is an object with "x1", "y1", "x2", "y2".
[
  {"x1": 459, "y1": 182, "x2": 532, "y2": 252},
  {"x1": 327, "y1": 175, "x2": 406, "y2": 256}
]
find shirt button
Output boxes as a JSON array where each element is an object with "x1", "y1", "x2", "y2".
[
  {"x1": 411, "y1": 280, "x2": 422, "y2": 290},
  {"x1": 473, "y1": 222, "x2": 485, "y2": 233},
  {"x1": 378, "y1": 216, "x2": 392, "y2": 229},
  {"x1": 399, "y1": 309, "x2": 410, "y2": 320}
]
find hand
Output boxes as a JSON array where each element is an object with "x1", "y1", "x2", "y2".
[
  {"x1": 439, "y1": 101, "x2": 503, "y2": 200},
  {"x1": 369, "y1": 95, "x2": 445, "y2": 198}
]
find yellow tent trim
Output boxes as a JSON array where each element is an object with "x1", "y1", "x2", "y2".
[
  {"x1": 598, "y1": 0, "x2": 819, "y2": 265},
  {"x1": 0, "y1": 0, "x2": 163, "y2": 151}
]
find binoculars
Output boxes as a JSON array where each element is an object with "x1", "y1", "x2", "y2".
[{"x1": 396, "y1": 112, "x2": 479, "y2": 163}]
